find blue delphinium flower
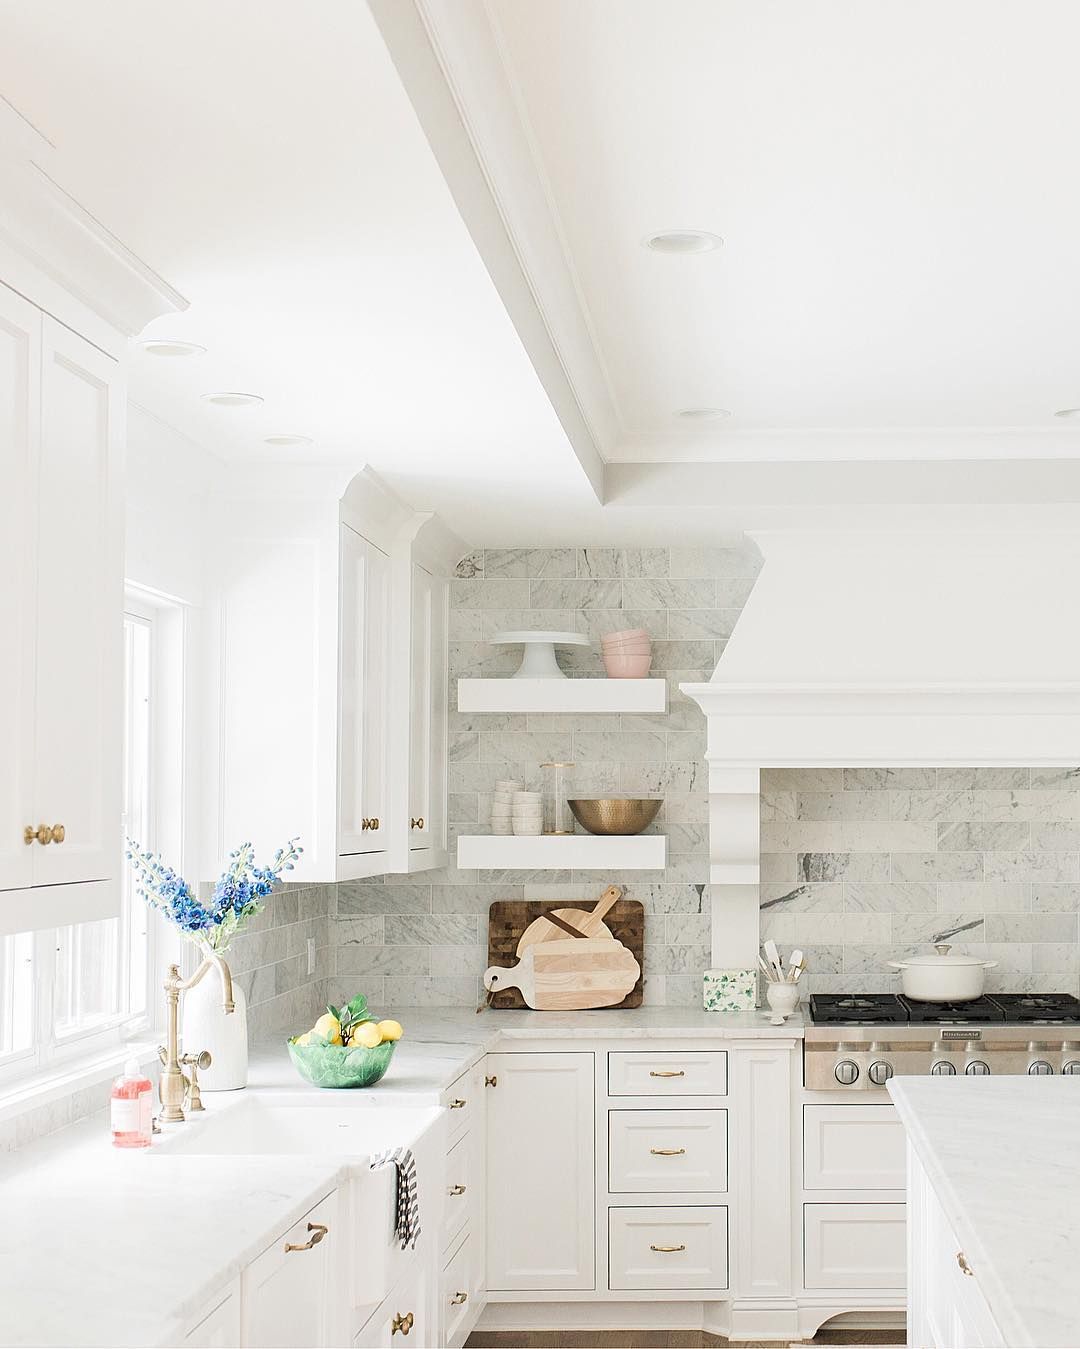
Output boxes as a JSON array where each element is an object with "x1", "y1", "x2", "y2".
[{"x1": 125, "y1": 837, "x2": 303, "y2": 952}]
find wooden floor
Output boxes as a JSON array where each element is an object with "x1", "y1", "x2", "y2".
[{"x1": 467, "y1": 1329, "x2": 906, "y2": 1348}]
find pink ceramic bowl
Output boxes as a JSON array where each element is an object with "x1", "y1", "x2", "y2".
[
  {"x1": 603, "y1": 650, "x2": 653, "y2": 678},
  {"x1": 602, "y1": 627, "x2": 649, "y2": 643}
]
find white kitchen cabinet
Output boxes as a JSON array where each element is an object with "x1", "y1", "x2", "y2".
[
  {"x1": 0, "y1": 280, "x2": 123, "y2": 933},
  {"x1": 211, "y1": 469, "x2": 461, "y2": 883},
  {"x1": 338, "y1": 524, "x2": 391, "y2": 865},
  {"x1": 242, "y1": 1192, "x2": 337, "y2": 1348},
  {"x1": 406, "y1": 561, "x2": 448, "y2": 863},
  {"x1": 803, "y1": 1203, "x2": 907, "y2": 1291},
  {"x1": 180, "y1": 1281, "x2": 241, "y2": 1347},
  {"x1": 908, "y1": 1143, "x2": 1004, "y2": 1349},
  {"x1": 486, "y1": 1051, "x2": 595, "y2": 1292},
  {"x1": 803, "y1": 1104, "x2": 906, "y2": 1191}
]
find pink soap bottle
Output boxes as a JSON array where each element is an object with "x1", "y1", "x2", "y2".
[{"x1": 110, "y1": 1057, "x2": 153, "y2": 1148}]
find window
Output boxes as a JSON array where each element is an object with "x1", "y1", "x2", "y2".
[{"x1": 0, "y1": 592, "x2": 182, "y2": 1088}]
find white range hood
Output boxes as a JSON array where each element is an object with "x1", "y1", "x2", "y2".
[
  {"x1": 682, "y1": 530, "x2": 1080, "y2": 766},
  {"x1": 680, "y1": 531, "x2": 1080, "y2": 970}
]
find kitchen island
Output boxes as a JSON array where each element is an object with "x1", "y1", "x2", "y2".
[{"x1": 889, "y1": 1075, "x2": 1080, "y2": 1349}]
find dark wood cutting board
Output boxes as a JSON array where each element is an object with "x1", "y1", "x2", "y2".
[{"x1": 487, "y1": 898, "x2": 645, "y2": 1009}]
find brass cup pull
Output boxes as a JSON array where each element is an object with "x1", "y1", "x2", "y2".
[
  {"x1": 650, "y1": 1243, "x2": 686, "y2": 1253},
  {"x1": 410, "y1": 816, "x2": 424, "y2": 830},
  {"x1": 449, "y1": 1098, "x2": 466, "y2": 1109},
  {"x1": 649, "y1": 1069, "x2": 685, "y2": 1078},
  {"x1": 24, "y1": 823, "x2": 61, "y2": 846},
  {"x1": 449, "y1": 1183, "x2": 466, "y2": 1196},
  {"x1": 391, "y1": 1311, "x2": 415, "y2": 1336},
  {"x1": 450, "y1": 1291, "x2": 468, "y2": 1306},
  {"x1": 650, "y1": 1147, "x2": 686, "y2": 1156},
  {"x1": 284, "y1": 1222, "x2": 329, "y2": 1253},
  {"x1": 956, "y1": 1250, "x2": 974, "y2": 1277}
]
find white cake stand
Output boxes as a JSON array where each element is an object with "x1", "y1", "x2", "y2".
[{"x1": 490, "y1": 630, "x2": 590, "y2": 679}]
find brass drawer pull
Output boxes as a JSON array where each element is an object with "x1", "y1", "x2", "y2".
[
  {"x1": 650, "y1": 1243, "x2": 686, "y2": 1253},
  {"x1": 649, "y1": 1069, "x2": 685, "y2": 1078},
  {"x1": 284, "y1": 1222, "x2": 329, "y2": 1252},
  {"x1": 956, "y1": 1250, "x2": 974, "y2": 1277},
  {"x1": 24, "y1": 823, "x2": 63, "y2": 846},
  {"x1": 450, "y1": 1291, "x2": 468, "y2": 1306},
  {"x1": 650, "y1": 1147, "x2": 686, "y2": 1156},
  {"x1": 410, "y1": 816, "x2": 424, "y2": 829},
  {"x1": 391, "y1": 1311, "x2": 415, "y2": 1335},
  {"x1": 449, "y1": 1098, "x2": 467, "y2": 1109},
  {"x1": 449, "y1": 1183, "x2": 466, "y2": 1196}
]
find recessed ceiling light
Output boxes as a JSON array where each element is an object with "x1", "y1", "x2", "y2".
[
  {"x1": 263, "y1": 434, "x2": 314, "y2": 447},
  {"x1": 137, "y1": 339, "x2": 206, "y2": 358},
  {"x1": 1054, "y1": 408, "x2": 1080, "y2": 419},
  {"x1": 644, "y1": 230, "x2": 723, "y2": 254},
  {"x1": 201, "y1": 391, "x2": 264, "y2": 408},
  {"x1": 675, "y1": 407, "x2": 731, "y2": 421}
]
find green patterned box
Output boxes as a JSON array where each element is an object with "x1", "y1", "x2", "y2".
[{"x1": 703, "y1": 967, "x2": 758, "y2": 1012}]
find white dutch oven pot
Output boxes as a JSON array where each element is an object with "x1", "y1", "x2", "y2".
[{"x1": 887, "y1": 943, "x2": 998, "y2": 1001}]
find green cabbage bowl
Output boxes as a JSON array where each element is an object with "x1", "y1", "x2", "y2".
[{"x1": 287, "y1": 1036, "x2": 396, "y2": 1089}]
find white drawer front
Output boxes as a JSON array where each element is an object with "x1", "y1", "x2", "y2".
[
  {"x1": 442, "y1": 1130, "x2": 473, "y2": 1252},
  {"x1": 609, "y1": 1109, "x2": 727, "y2": 1193},
  {"x1": 608, "y1": 1050, "x2": 727, "y2": 1097},
  {"x1": 803, "y1": 1104, "x2": 906, "y2": 1190},
  {"x1": 609, "y1": 1206, "x2": 728, "y2": 1291},
  {"x1": 443, "y1": 1067, "x2": 477, "y2": 1147},
  {"x1": 440, "y1": 1235, "x2": 475, "y2": 1349},
  {"x1": 804, "y1": 1203, "x2": 907, "y2": 1290}
]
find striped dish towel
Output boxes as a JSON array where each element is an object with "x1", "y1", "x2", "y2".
[{"x1": 370, "y1": 1146, "x2": 421, "y2": 1250}]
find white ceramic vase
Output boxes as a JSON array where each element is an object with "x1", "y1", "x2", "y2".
[{"x1": 181, "y1": 957, "x2": 248, "y2": 1091}]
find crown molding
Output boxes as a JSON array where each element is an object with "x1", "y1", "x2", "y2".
[{"x1": 369, "y1": 0, "x2": 611, "y2": 502}]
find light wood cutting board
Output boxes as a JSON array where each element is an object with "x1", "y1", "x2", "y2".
[
  {"x1": 515, "y1": 883, "x2": 623, "y2": 956},
  {"x1": 483, "y1": 938, "x2": 641, "y2": 1011}
]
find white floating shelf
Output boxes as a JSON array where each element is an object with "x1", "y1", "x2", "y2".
[
  {"x1": 457, "y1": 677, "x2": 667, "y2": 714},
  {"x1": 457, "y1": 834, "x2": 667, "y2": 870}
]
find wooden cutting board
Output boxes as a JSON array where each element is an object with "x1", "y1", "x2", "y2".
[
  {"x1": 487, "y1": 897, "x2": 645, "y2": 1009},
  {"x1": 484, "y1": 938, "x2": 640, "y2": 1011}
]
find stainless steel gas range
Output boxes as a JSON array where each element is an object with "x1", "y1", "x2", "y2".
[{"x1": 804, "y1": 992, "x2": 1080, "y2": 1090}]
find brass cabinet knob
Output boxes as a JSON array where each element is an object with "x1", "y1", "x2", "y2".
[
  {"x1": 391, "y1": 1311, "x2": 414, "y2": 1336},
  {"x1": 956, "y1": 1250, "x2": 974, "y2": 1277},
  {"x1": 448, "y1": 1183, "x2": 466, "y2": 1196},
  {"x1": 369, "y1": 817, "x2": 379, "y2": 830},
  {"x1": 448, "y1": 1097, "x2": 466, "y2": 1109},
  {"x1": 24, "y1": 824, "x2": 58, "y2": 846},
  {"x1": 284, "y1": 1222, "x2": 329, "y2": 1253},
  {"x1": 485, "y1": 1074, "x2": 497, "y2": 1087},
  {"x1": 410, "y1": 816, "x2": 424, "y2": 830},
  {"x1": 361, "y1": 818, "x2": 371, "y2": 831},
  {"x1": 450, "y1": 1292, "x2": 468, "y2": 1306}
]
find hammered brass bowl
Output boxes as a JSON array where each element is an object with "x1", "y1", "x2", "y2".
[{"x1": 567, "y1": 797, "x2": 662, "y2": 836}]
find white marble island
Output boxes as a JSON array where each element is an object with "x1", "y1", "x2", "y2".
[{"x1": 889, "y1": 1076, "x2": 1080, "y2": 1349}]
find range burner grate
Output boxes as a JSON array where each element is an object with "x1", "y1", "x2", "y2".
[
  {"x1": 900, "y1": 994, "x2": 1005, "y2": 1024},
  {"x1": 808, "y1": 993, "x2": 907, "y2": 1025},
  {"x1": 808, "y1": 990, "x2": 1080, "y2": 1025}
]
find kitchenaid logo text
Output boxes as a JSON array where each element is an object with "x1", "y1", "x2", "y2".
[{"x1": 941, "y1": 1029, "x2": 979, "y2": 1039}]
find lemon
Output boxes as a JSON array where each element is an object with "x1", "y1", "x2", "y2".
[
  {"x1": 376, "y1": 1019, "x2": 403, "y2": 1042},
  {"x1": 313, "y1": 1012, "x2": 342, "y2": 1045},
  {"x1": 349, "y1": 1021, "x2": 383, "y2": 1049},
  {"x1": 294, "y1": 1031, "x2": 314, "y2": 1046}
]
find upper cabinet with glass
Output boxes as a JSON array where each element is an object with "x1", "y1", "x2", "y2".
[{"x1": 208, "y1": 467, "x2": 461, "y2": 883}]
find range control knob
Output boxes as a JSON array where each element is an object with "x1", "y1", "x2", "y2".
[
  {"x1": 1028, "y1": 1061, "x2": 1054, "y2": 1075},
  {"x1": 834, "y1": 1060, "x2": 860, "y2": 1086},
  {"x1": 1063, "y1": 1061, "x2": 1080, "y2": 1075},
  {"x1": 965, "y1": 1060, "x2": 990, "y2": 1076},
  {"x1": 930, "y1": 1061, "x2": 956, "y2": 1076},
  {"x1": 868, "y1": 1060, "x2": 893, "y2": 1086}
]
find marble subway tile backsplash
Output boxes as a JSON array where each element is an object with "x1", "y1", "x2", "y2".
[
  {"x1": 761, "y1": 767, "x2": 1080, "y2": 996},
  {"x1": 329, "y1": 542, "x2": 762, "y2": 1008}
]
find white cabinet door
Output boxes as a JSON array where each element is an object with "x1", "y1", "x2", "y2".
[
  {"x1": 338, "y1": 525, "x2": 390, "y2": 860},
  {"x1": 407, "y1": 563, "x2": 447, "y2": 857},
  {"x1": 243, "y1": 1193, "x2": 336, "y2": 1348},
  {"x1": 486, "y1": 1051, "x2": 595, "y2": 1291},
  {"x1": 803, "y1": 1104, "x2": 907, "y2": 1190},
  {"x1": 0, "y1": 282, "x2": 39, "y2": 895},
  {"x1": 32, "y1": 317, "x2": 122, "y2": 891},
  {"x1": 181, "y1": 1280, "x2": 241, "y2": 1346},
  {"x1": 803, "y1": 1203, "x2": 907, "y2": 1290}
]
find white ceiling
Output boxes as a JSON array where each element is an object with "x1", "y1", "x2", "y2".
[
  {"x1": 0, "y1": 0, "x2": 598, "y2": 538},
  {"x1": 432, "y1": 0, "x2": 1080, "y2": 463}
]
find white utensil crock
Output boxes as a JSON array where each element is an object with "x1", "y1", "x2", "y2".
[
  {"x1": 887, "y1": 943, "x2": 997, "y2": 1002},
  {"x1": 765, "y1": 982, "x2": 800, "y2": 1018},
  {"x1": 181, "y1": 963, "x2": 248, "y2": 1090}
]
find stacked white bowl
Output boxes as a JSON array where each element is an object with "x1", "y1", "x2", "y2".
[
  {"x1": 490, "y1": 778, "x2": 522, "y2": 835},
  {"x1": 511, "y1": 790, "x2": 543, "y2": 836}
]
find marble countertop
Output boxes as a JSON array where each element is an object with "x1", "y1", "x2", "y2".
[
  {"x1": 889, "y1": 1076, "x2": 1080, "y2": 1349},
  {"x1": 0, "y1": 1006, "x2": 800, "y2": 1346}
]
